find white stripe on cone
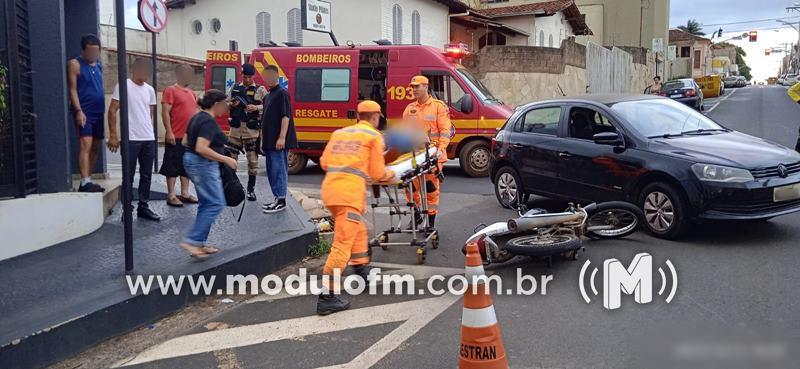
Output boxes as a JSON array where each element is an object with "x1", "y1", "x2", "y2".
[
  {"x1": 462, "y1": 305, "x2": 498, "y2": 328},
  {"x1": 465, "y1": 265, "x2": 486, "y2": 281}
]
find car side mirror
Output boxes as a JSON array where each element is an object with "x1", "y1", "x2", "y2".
[
  {"x1": 593, "y1": 132, "x2": 623, "y2": 146},
  {"x1": 460, "y1": 94, "x2": 474, "y2": 114}
]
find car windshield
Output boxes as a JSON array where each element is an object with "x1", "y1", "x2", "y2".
[
  {"x1": 662, "y1": 80, "x2": 689, "y2": 90},
  {"x1": 456, "y1": 67, "x2": 502, "y2": 104},
  {"x1": 610, "y1": 98, "x2": 727, "y2": 138}
]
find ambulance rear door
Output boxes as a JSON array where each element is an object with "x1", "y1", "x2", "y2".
[
  {"x1": 204, "y1": 50, "x2": 242, "y2": 131},
  {"x1": 288, "y1": 49, "x2": 361, "y2": 156}
]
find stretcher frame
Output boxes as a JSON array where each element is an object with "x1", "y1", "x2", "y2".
[{"x1": 368, "y1": 148, "x2": 440, "y2": 265}]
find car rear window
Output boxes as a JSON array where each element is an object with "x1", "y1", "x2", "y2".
[
  {"x1": 662, "y1": 80, "x2": 689, "y2": 90},
  {"x1": 516, "y1": 107, "x2": 562, "y2": 136}
]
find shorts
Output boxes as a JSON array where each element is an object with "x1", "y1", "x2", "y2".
[
  {"x1": 159, "y1": 141, "x2": 188, "y2": 178},
  {"x1": 78, "y1": 113, "x2": 105, "y2": 139}
]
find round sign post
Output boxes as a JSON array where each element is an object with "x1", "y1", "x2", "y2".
[{"x1": 138, "y1": 0, "x2": 168, "y2": 173}]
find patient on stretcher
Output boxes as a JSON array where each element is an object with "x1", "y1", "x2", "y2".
[{"x1": 379, "y1": 124, "x2": 439, "y2": 184}]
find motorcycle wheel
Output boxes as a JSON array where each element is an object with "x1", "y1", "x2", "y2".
[
  {"x1": 585, "y1": 201, "x2": 644, "y2": 240},
  {"x1": 505, "y1": 234, "x2": 581, "y2": 257}
]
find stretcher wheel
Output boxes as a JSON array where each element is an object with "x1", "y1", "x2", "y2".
[
  {"x1": 416, "y1": 247, "x2": 426, "y2": 265},
  {"x1": 379, "y1": 234, "x2": 389, "y2": 250},
  {"x1": 431, "y1": 234, "x2": 439, "y2": 249}
]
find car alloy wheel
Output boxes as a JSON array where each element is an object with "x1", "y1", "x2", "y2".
[
  {"x1": 644, "y1": 191, "x2": 674, "y2": 232},
  {"x1": 497, "y1": 172, "x2": 518, "y2": 206}
]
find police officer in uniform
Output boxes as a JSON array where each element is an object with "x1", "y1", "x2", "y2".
[{"x1": 228, "y1": 63, "x2": 268, "y2": 201}]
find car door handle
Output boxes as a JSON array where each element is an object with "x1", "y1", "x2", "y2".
[
  {"x1": 512, "y1": 143, "x2": 524, "y2": 150},
  {"x1": 559, "y1": 152, "x2": 572, "y2": 159}
]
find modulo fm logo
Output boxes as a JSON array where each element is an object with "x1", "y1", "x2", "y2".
[{"x1": 579, "y1": 253, "x2": 677, "y2": 310}]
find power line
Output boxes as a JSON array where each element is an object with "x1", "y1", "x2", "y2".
[{"x1": 699, "y1": 16, "x2": 800, "y2": 27}]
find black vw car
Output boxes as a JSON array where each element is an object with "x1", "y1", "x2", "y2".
[{"x1": 490, "y1": 94, "x2": 800, "y2": 239}]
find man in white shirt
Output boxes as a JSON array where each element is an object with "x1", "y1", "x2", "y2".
[{"x1": 107, "y1": 58, "x2": 161, "y2": 221}]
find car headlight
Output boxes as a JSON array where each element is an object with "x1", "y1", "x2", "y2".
[{"x1": 691, "y1": 164, "x2": 754, "y2": 183}]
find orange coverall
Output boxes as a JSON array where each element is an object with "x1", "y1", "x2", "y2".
[
  {"x1": 320, "y1": 121, "x2": 394, "y2": 286},
  {"x1": 402, "y1": 96, "x2": 452, "y2": 215}
]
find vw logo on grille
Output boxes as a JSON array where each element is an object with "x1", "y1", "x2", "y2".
[{"x1": 777, "y1": 164, "x2": 789, "y2": 178}]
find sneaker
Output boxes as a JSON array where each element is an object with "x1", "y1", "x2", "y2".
[
  {"x1": 316, "y1": 293, "x2": 350, "y2": 316},
  {"x1": 262, "y1": 199, "x2": 277, "y2": 210},
  {"x1": 137, "y1": 206, "x2": 162, "y2": 221},
  {"x1": 262, "y1": 199, "x2": 286, "y2": 213},
  {"x1": 247, "y1": 189, "x2": 257, "y2": 202},
  {"x1": 78, "y1": 182, "x2": 104, "y2": 193}
]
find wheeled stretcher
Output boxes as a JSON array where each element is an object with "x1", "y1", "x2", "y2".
[{"x1": 368, "y1": 146, "x2": 440, "y2": 264}]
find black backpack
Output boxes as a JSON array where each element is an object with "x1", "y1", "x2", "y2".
[{"x1": 220, "y1": 147, "x2": 245, "y2": 207}]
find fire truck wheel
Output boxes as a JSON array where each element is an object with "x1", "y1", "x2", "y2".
[
  {"x1": 287, "y1": 152, "x2": 308, "y2": 175},
  {"x1": 459, "y1": 140, "x2": 491, "y2": 177}
]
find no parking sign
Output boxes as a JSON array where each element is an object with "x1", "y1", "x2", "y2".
[{"x1": 138, "y1": 0, "x2": 168, "y2": 33}]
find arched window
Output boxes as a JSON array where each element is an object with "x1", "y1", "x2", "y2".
[
  {"x1": 392, "y1": 4, "x2": 403, "y2": 45},
  {"x1": 411, "y1": 11, "x2": 421, "y2": 44},
  {"x1": 287, "y1": 8, "x2": 303, "y2": 45},
  {"x1": 548, "y1": 34, "x2": 554, "y2": 48},
  {"x1": 256, "y1": 12, "x2": 271, "y2": 46},
  {"x1": 539, "y1": 30, "x2": 545, "y2": 47}
]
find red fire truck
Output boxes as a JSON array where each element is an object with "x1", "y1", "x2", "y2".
[{"x1": 204, "y1": 44, "x2": 512, "y2": 177}]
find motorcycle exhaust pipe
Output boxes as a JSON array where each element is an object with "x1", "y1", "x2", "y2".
[{"x1": 507, "y1": 212, "x2": 584, "y2": 233}]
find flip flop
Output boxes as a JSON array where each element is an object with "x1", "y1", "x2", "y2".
[
  {"x1": 201, "y1": 246, "x2": 220, "y2": 254},
  {"x1": 179, "y1": 195, "x2": 199, "y2": 204},
  {"x1": 167, "y1": 197, "x2": 184, "y2": 207},
  {"x1": 180, "y1": 243, "x2": 210, "y2": 259}
]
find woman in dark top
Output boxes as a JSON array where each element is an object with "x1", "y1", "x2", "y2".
[{"x1": 180, "y1": 90, "x2": 237, "y2": 259}]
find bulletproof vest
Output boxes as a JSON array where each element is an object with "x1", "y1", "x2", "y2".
[{"x1": 229, "y1": 83, "x2": 262, "y2": 129}]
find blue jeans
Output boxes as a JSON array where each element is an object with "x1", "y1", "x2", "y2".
[
  {"x1": 264, "y1": 149, "x2": 288, "y2": 199},
  {"x1": 182, "y1": 152, "x2": 225, "y2": 246}
]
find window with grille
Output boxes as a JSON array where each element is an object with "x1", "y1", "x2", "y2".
[
  {"x1": 539, "y1": 31, "x2": 545, "y2": 47},
  {"x1": 392, "y1": 5, "x2": 402, "y2": 45},
  {"x1": 411, "y1": 11, "x2": 420, "y2": 44},
  {"x1": 287, "y1": 8, "x2": 302, "y2": 45},
  {"x1": 548, "y1": 34, "x2": 554, "y2": 48},
  {"x1": 256, "y1": 12, "x2": 272, "y2": 46}
]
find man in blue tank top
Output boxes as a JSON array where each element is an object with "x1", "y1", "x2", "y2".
[{"x1": 67, "y1": 34, "x2": 106, "y2": 192}]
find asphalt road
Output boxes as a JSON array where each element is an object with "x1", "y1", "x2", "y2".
[{"x1": 67, "y1": 86, "x2": 800, "y2": 369}]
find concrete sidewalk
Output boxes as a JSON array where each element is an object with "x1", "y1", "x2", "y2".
[{"x1": 0, "y1": 180, "x2": 317, "y2": 369}]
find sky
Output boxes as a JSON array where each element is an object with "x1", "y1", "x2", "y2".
[{"x1": 671, "y1": 0, "x2": 800, "y2": 81}]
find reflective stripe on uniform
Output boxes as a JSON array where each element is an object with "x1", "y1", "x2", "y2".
[
  {"x1": 350, "y1": 252, "x2": 369, "y2": 259},
  {"x1": 342, "y1": 127, "x2": 379, "y2": 137},
  {"x1": 327, "y1": 166, "x2": 369, "y2": 179},
  {"x1": 461, "y1": 305, "x2": 498, "y2": 328},
  {"x1": 429, "y1": 132, "x2": 451, "y2": 139},
  {"x1": 346, "y1": 211, "x2": 363, "y2": 222}
]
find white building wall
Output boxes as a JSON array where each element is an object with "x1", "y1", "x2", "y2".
[
  {"x1": 533, "y1": 12, "x2": 574, "y2": 47},
  {"x1": 381, "y1": 0, "x2": 449, "y2": 47},
  {"x1": 101, "y1": 0, "x2": 448, "y2": 60}
]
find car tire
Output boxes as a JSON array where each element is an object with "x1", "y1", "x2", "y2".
[
  {"x1": 639, "y1": 182, "x2": 690, "y2": 240},
  {"x1": 494, "y1": 166, "x2": 525, "y2": 209},
  {"x1": 459, "y1": 140, "x2": 491, "y2": 177},
  {"x1": 287, "y1": 152, "x2": 308, "y2": 175}
]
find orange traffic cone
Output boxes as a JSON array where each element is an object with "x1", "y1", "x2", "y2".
[{"x1": 459, "y1": 242, "x2": 509, "y2": 369}]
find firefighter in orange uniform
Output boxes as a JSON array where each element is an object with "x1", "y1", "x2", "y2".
[
  {"x1": 317, "y1": 100, "x2": 395, "y2": 316},
  {"x1": 402, "y1": 75, "x2": 452, "y2": 228}
]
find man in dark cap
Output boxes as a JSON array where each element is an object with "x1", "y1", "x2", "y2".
[{"x1": 228, "y1": 63, "x2": 268, "y2": 201}]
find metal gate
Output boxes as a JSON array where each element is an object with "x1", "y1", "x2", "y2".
[{"x1": 0, "y1": 0, "x2": 37, "y2": 198}]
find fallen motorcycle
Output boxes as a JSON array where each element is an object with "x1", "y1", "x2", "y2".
[{"x1": 465, "y1": 201, "x2": 644, "y2": 266}]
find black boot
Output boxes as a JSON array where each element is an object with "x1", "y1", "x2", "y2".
[
  {"x1": 317, "y1": 293, "x2": 350, "y2": 316},
  {"x1": 352, "y1": 264, "x2": 372, "y2": 283},
  {"x1": 247, "y1": 175, "x2": 257, "y2": 201},
  {"x1": 428, "y1": 214, "x2": 436, "y2": 229}
]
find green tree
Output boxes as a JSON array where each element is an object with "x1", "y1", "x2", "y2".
[{"x1": 678, "y1": 19, "x2": 706, "y2": 36}]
